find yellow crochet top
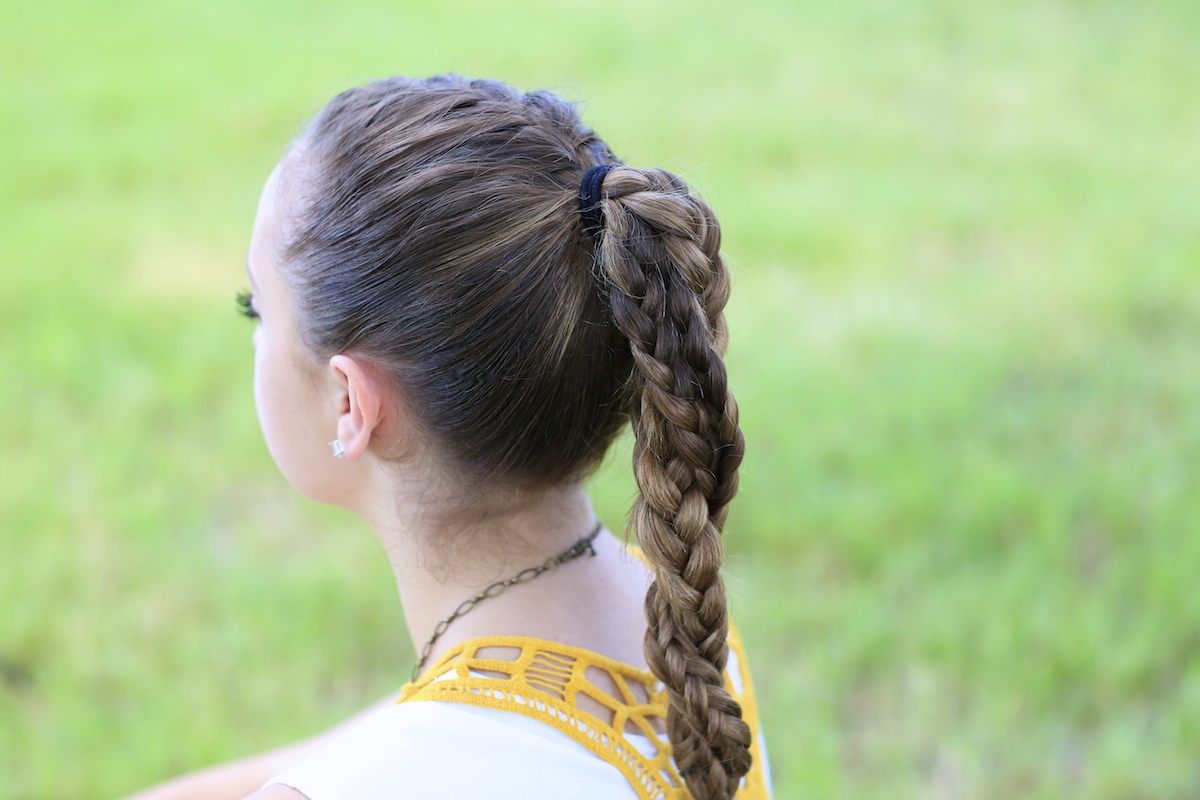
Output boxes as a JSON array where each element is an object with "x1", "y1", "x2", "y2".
[{"x1": 397, "y1": 622, "x2": 769, "y2": 799}]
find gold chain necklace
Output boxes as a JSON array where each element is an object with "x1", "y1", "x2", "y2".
[{"x1": 411, "y1": 521, "x2": 604, "y2": 681}]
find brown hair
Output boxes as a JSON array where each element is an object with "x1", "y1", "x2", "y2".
[{"x1": 284, "y1": 75, "x2": 751, "y2": 799}]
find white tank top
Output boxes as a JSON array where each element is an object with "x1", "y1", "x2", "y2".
[{"x1": 263, "y1": 699, "x2": 645, "y2": 799}]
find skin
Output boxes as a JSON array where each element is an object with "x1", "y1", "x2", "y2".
[{"x1": 124, "y1": 157, "x2": 655, "y2": 800}]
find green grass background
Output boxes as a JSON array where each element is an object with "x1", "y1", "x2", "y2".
[{"x1": 3, "y1": 0, "x2": 1199, "y2": 797}]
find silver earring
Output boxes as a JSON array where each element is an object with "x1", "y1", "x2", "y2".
[{"x1": 329, "y1": 439, "x2": 345, "y2": 458}]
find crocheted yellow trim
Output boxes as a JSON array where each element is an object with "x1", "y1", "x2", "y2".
[{"x1": 397, "y1": 623, "x2": 768, "y2": 800}]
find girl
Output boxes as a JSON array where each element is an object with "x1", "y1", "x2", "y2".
[{"x1": 129, "y1": 74, "x2": 771, "y2": 800}]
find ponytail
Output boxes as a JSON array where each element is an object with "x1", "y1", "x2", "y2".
[
  {"x1": 592, "y1": 166, "x2": 752, "y2": 800},
  {"x1": 288, "y1": 74, "x2": 753, "y2": 796}
]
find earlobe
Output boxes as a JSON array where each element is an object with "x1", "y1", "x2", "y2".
[{"x1": 328, "y1": 354, "x2": 385, "y2": 462}]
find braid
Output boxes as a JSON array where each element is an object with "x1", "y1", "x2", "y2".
[{"x1": 594, "y1": 166, "x2": 752, "y2": 800}]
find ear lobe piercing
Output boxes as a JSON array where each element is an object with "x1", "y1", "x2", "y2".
[{"x1": 329, "y1": 439, "x2": 346, "y2": 458}]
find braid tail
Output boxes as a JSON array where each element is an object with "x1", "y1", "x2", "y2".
[{"x1": 597, "y1": 167, "x2": 752, "y2": 800}]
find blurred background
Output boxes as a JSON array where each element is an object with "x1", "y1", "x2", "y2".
[{"x1": 2, "y1": 0, "x2": 1199, "y2": 797}]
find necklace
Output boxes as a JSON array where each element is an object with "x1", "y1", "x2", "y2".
[{"x1": 411, "y1": 520, "x2": 604, "y2": 681}]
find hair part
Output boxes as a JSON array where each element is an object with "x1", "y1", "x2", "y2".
[{"x1": 284, "y1": 74, "x2": 751, "y2": 798}]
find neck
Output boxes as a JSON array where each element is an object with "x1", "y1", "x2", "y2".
[{"x1": 346, "y1": 462, "x2": 653, "y2": 675}]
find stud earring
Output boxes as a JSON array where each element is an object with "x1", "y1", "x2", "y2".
[{"x1": 329, "y1": 439, "x2": 345, "y2": 458}]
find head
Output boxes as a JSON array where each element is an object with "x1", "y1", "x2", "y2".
[{"x1": 245, "y1": 75, "x2": 750, "y2": 798}]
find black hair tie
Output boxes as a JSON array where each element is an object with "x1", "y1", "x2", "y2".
[{"x1": 579, "y1": 164, "x2": 615, "y2": 239}]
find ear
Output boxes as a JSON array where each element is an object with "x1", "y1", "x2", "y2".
[{"x1": 328, "y1": 353, "x2": 387, "y2": 462}]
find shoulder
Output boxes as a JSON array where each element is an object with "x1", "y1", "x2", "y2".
[{"x1": 245, "y1": 786, "x2": 310, "y2": 800}]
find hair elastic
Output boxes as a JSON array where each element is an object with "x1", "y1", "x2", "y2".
[{"x1": 579, "y1": 164, "x2": 615, "y2": 238}]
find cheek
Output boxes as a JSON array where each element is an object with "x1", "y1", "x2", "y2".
[
  {"x1": 253, "y1": 331, "x2": 332, "y2": 500},
  {"x1": 253, "y1": 333, "x2": 290, "y2": 469},
  {"x1": 252, "y1": 337, "x2": 278, "y2": 452}
]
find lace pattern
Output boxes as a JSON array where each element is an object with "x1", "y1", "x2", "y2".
[{"x1": 397, "y1": 624, "x2": 769, "y2": 800}]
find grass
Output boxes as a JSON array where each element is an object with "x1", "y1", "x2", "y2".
[{"x1": 2, "y1": 0, "x2": 1200, "y2": 797}]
